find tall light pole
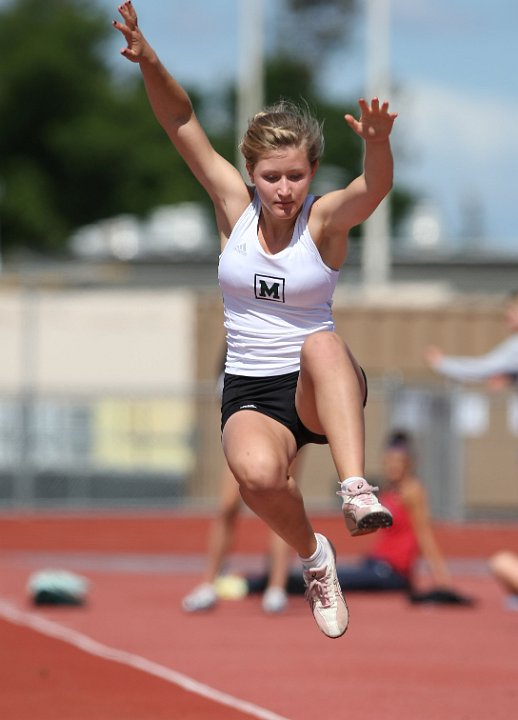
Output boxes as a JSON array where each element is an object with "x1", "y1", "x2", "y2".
[
  {"x1": 362, "y1": 0, "x2": 391, "y2": 289},
  {"x1": 236, "y1": 0, "x2": 264, "y2": 178}
]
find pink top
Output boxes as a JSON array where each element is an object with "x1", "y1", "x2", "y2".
[{"x1": 370, "y1": 488, "x2": 420, "y2": 577}]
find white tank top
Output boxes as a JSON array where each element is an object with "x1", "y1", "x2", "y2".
[{"x1": 218, "y1": 192, "x2": 339, "y2": 376}]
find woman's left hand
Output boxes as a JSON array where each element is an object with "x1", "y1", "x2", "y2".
[
  {"x1": 345, "y1": 97, "x2": 397, "y2": 142},
  {"x1": 113, "y1": 1, "x2": 152, "y2": 64}
]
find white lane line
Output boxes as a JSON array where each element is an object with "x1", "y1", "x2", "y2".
[{"x1": 0, "y1": 599, "x2": 290, "y2": 720}]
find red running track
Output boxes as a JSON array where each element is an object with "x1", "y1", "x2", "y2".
[{"x1": 0, "y1": 513, "x2": 517, "y2": 720}]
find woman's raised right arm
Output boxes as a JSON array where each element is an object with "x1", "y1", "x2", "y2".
[{"x1": 113, "y1": 2, "x2": 249, "y2": 236}]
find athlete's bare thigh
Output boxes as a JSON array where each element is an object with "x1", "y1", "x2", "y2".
[{"x1": 222, "y1": 410, "x2": 297, "y2": 486}]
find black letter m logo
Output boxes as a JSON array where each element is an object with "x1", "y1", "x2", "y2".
[{"x1": 254, "y1": 274, "x2": 285, "y2": 303}]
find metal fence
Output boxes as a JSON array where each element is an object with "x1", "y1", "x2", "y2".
[
  {"x1": 0, "y1": 391, "x2": 196, "y2": 508},
  {"x1": 1, "y1": 382, "x2": 517, "y2": 520}
]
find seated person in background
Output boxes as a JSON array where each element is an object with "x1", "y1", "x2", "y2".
[{"x1": 248, "y1": 430, "x2": 473, "y2": 605}]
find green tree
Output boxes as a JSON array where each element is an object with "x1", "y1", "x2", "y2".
[
  {"x1": 0, "y1": 0, "x2": 412, "y2": 256},
  {"x1": 0, "y1": 0, "x2": 110, "y2": 251},
  {"x1": 0, "y1": 0, "x2": 214, "y2": 254}
]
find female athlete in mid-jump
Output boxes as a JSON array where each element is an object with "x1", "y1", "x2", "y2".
[{"x1": 114, "y1": 1, "x2": 397, "y2": 638}]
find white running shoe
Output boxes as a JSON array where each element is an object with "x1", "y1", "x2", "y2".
[
  {"x1": 303, "y1": 533, "x2": 349, "y2": 639},
  {"x1": 262, "y1": 586, "x2": 288, "y2": 614},
  {"x1": 181, "y1": 583, "x2": 217, "y2": 612},
  {"x1": 337, "y1": 477, "x2": 393, "y2": 537}
]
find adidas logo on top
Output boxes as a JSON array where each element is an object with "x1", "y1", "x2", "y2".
[{"x1": 234, "y1": 242, "x2": 247, "y2": 255}]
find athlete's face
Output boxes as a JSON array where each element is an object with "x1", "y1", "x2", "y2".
[
  {"x1": 248, "y1": 145, "x2": 317, "y2": 220},
  {"x1": 383, "y1": 448, "x2": 411, "y2": 484}
]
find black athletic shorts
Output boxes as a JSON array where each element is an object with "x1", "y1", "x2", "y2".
[{"x1": 221, "y1": 369, "x2": 368, "y2": 450}]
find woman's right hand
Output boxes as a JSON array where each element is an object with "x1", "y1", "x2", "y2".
[{"x1": 113, "y1": 1, "x2": 152, "y2": 64}]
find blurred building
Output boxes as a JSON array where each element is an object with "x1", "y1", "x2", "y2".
[
  {"x1": 0, "y1": 243, "x2": 517, "y2": 518},
  {"x1": 69, "y1": 203, "x2": 217, "y2": 262}
]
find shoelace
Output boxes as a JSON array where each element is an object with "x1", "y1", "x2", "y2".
[
  {"x1": 304, "y1": 569, "x2": 333, "y2": 608},
  {"x1": 336, "y1": 481, "x2": 379, "y2": 504}
]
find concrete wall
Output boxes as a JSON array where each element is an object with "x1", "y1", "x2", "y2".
[
  {"x1": 0, "y1": 287, "x2": 199, "y2": 497},
  {"x1": 0, "y1": 287, "x2": 195, "y2": 393}
]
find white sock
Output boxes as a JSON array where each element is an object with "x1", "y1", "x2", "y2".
[{"x1": 300, "y1": 534, "x2": 327, "y2": 570}]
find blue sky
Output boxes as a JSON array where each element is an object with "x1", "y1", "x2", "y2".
[{"x1": 16, "y1": 0, "x2": 518, "y2": 252}]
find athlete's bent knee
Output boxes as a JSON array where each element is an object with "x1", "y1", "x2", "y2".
[{"x1": 233, "y1": 456, "x2": 288, "y2": 495}]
